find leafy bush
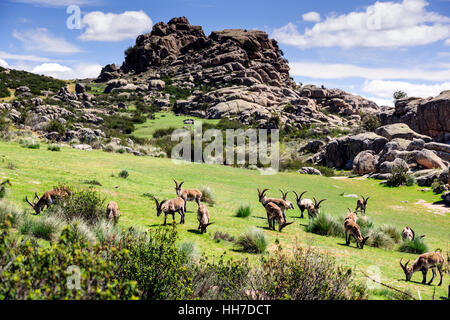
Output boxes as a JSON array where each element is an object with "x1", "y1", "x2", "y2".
[
  {"x1": 393, "y1": 90, "x2": 407, "y2": 100},
  {"x1": 19, "y1": 138, "x2": 40, "y2": 149},
  {"x1": 306, "y1": 212, "x2": 344, "y2": 237},
  {"x1": 47, "y1": 144, "x2": 61, "y2": 152},
  {"x1": 361, "y1": 114, "x2": 381, "y2": 132},
  {"x1": 235, "y1": 204, "x2": 252, "y2": 218},
  {"x1": 55, "y1": 189, "x2": 105, "y2": 225},
  {"x1": 235, "y1": 228, "x2": 267, "y2": 253},
  {"x1": 0, "y1": 82, "x2": 10, "y2": 98},
  {"x1": 398, "y1": 238, "x2": 429, "y2": 254},
  {"x1": 45, "y1": 120, "x2": 65, "y2": 135},
  {"x1": 118, "y1": 170, "x2": 129, "y2": 179},
  {"x1": 153, "y1": 127, "x2": 176, "y2": 138},
  {"x1": 199, "y1": 186, "x2": 215, "y2": 206},
  {"x1": 254, "y1": 246, "x2": 367, "y2": 300},
  {"x1": 386, "y1": 164, "x2": 410, "y2": 187}
]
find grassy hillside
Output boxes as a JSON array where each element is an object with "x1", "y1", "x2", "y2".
[
  {"x1": 134, "y1": 111, "x2": 219, "y2": 138},
  {"x1": 0, "y1": 140, "x2": 448, "y2": 300}
]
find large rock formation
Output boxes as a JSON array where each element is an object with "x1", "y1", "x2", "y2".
[
  {"x1": 380, "y1": 91, "x2": 450, "y2": 143},
  {"x1": 97, "y1": 17, "x2": 380, "y2": 129}
]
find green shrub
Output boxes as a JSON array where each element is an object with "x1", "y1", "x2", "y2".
[
  {"x1": 20, "y1": 215, "x2": 63, "y2": 241},
  {"x1": 83, "y1": 179, "x2": 102, "y2": 186},
  {"x1": 393, "y1": 90, "x2": 407, "y2": 100},
  {"x1": 367, "y1": 229, "x2": 395, "y2": 249},
  {"x1": 235, "y1": 228, "x2": 267, "y2": 253},
  {"x1": 235, "y1": 204, "x2": 252, "y2": 218},
  {"x1": 56, "y1": 189, "x2": 105, "y2": 225},
  {"x1": 254, "y1": 246, "x2": 367, "y2": 300},
  {"x1": 45, "y1": 120, "x2": 65, "y2": 135},
  {"x1": 361, "y1": 114, "x2": 381, "y2": 132},
  {"x1": 306, "y1": 212, "x2": 344, "y2": 237},
  {"x1": 153, "y1": 127, "x2": 176, "y2": 138},
  {"x1": 200, "y1": 186, "x2": 215, "y2": 206},
  {"x1": 118, "y1": 170, "x2": 129, "y2": 179},
  {"x1": 19, "y1": 138, "x2": 40, "y2": 149},
  {"x1": 47, "y1": 144, "x2": 61, "y2": 152},
  {"x1": 178, "y1": 241, "x2": 199, "y2": 263},
  {"x1": 0, "y1": 200, "x2": 23, "y2": 228},
  {"x1": 398, "y1": 238, "x2": 429, "y2": 254},
  {"x1": 0, "y1": 82, "x2": 10, "y2": 98},
  {"x1": 386, "y1": 164, "x2": 410, "y2": 187},
  {"x1": 378, "y1": 224, "x2": 402, "y2": 243},
  {"x1": 356, "y1": 215, "x2": 374, "y2": 237},
  {"x1": 93, "y1": 219, "x2": 122, "y2": 243}
]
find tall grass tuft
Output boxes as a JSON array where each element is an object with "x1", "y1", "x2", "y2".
[
  {"x1": 398, "y1": 238, "x2": 429, "y2": 254},
  {"x1": 200, "y1": 186, "x2": 216, "y2": 206},
  {"x1": 306, "y1": 212, "x2": 344, "y2": 237},
  {"x1": 356, "y1": 215, "x2": 374, "y2": 237},
  {"x1": 378, "y1": 224, "x2": 402, "y2": 243},
  {"x1": 19, "y1": 138, "x2": 40, "y2": 149},
  {"x1": 68, "y1": 218, "x2": 96, "y2": 243},
  {"x1": 235, "y1": 204, "x2": 252, "y2": 218},
  {"x1": 235, "y1": 228, "x2": 267, "y2": 253},
  {"x1": 47, "y1": 144, "x2": 61, "y2": 152},
  {"x1": 0, "y1": 200, "x2": 23, "y2": 228},
  {"x1": 118, "y1": 170, "x2": 129, "y2": 179},
  {"x1": 367, "y1": 229, "x2": 395, "y2": 249},
  {"x1": 93, "y1": 219, "x2": 122, "y2": 243},
  {"x1": 20, "y1": 215, "x2": 63, "y2": 241},
  {"x1": 178, "y1": 241, "x2": 199, "y2": 263}
]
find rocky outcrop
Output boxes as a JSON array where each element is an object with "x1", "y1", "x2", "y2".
[
  {"x1": 310, "y1": 123, "x2": 449, "y2": 186},
  {"x1": 380, "y1": 91, "x2": 450, "y2": 143}
]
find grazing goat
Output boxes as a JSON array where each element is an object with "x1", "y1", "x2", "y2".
[
  {"x1": 173, "y1": 179, "x2": 202, "y2": 212},
  {"x1": 196, "y1": 200, "x2": 213, "y2": 234},
  {"x1": 26, "y1": 187, "x2": 72, "y2": 215},
  {"x1": 344, "y1": 218, "x2": 369, "y2": 249},
  {"x1": 292, "y1": 191, "x2": 313, "y2": 218},
  {"x1": 264, "y1": 202, "x2": 294, "y2": 232},
  {"x1": 355, "y1": 195, "x2": 370, "y2": 215},
  {"x1": 257, "y1": 188, "x2": 294, "y2": 221},
  {"x1": 344, "y1": 208, "x2": 357, "y2": 223},
  {"x1": 306, "y1": 197, "x2": 326, "y2": 219},
  {"x1": 401, "y1": 226, "x2": 425, "y2": 241},
  {"x1": 155, "y1": 197, "x2": 186, "y2": 225},
  {"x1": 400, "y1": 251, "x2": 445, "y2": 285},
  {"x1": 106, "y1": 201, "x2": 120, "y2": 223}
]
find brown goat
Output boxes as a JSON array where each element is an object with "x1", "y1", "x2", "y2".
[
  {"x1": 292, "y1": 191, "x2": 312, "y2": 219},
  {"x1": 173, "y1": 179, "x2": 202, "y2": 212},
  {"x1": 257, "y1": 188, "x2": 294, "y2": 221},
  {"x1": 306, "y1": 197, "x2": 326, "y2": 219},
  {"x1": 344, "y1": 218, "x2": 369, "y2": 249},
  {"x1": 400, "y1": 251, "x2": 445, "y2": 285},
  {"x1": 264, "y1": 202, "x2": 294, "y2": 232},
  {"x1": 196, "y1": 200, "x2": 213, "y2": 234},
  {"x1": 155, "y1": 197, "x2": 186, "y2": 225},
  {"x1": 106, "y1": 201, "x2": 120, "y2": 223},
  {"x1": 26, "y1": 187, "x2": 72, "y2": 215},
  {"x1": 355, "y1": 195, "x2": 370, "y2": 215}
]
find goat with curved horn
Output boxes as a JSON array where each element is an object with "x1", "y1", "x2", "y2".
[
  {"x1": 399, "y1": 252, "x2": 445, "y2": 285},
  {"x1": 173, "y1": 179, "x2": 202, "y2": 212},
  {"x1": 257, "y1": 188, "x2": 294, "y2": 222}
]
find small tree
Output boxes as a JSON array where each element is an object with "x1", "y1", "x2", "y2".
[{"x1": 393, "y1": 90, "x2": 407, "y2": 101}]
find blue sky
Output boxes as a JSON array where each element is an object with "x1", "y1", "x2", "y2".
[{"x1": 0, "y1": 0, "x2": 449, "y2": 106}]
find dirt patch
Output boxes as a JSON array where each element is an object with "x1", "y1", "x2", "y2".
[
  {"x1": 415, "y1": 199, "x2": 449, "y2": 216},
  {"x1": 388, "y1": 205, "x2": 406, "y2": 211}
]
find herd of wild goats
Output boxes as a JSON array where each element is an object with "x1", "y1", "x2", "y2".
[{"x1": 25, "y1": 179, "x2": 445, "y2": 287}]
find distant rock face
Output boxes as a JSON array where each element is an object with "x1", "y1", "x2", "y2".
[
  {"x1": 119, "y1": 16, "x2": 292, "y2": 88},
  {"x1": 380, "y1": 91, "x2": 450, "y2": 143}
]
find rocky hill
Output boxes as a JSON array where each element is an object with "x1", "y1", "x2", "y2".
[{"x1": 96, "y1": 17, "x2": 380, "y2": 130}]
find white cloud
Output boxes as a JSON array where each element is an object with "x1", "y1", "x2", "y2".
[
  {"x1": 445, "y1": 38, "x2": 450, "y2": 46},
  {"x1": 272, "y1": 0, "x2": 450, "y2": 48},
  {"x1": 0, "y1": 51, "x2": 51, "y2": 62},
  {"x1": 0, "y1": 59, "x2": 9, "y2": 67},
  {"x1": 79, "y1": 10, "x2": 153, "y2": 42},
  {"x1": 31, "y1": 62, "x2": 102, "y2": 80},
  {"x1": 366, "y1": 96, "x2": 394, "y2": 107},
  {"x1": 289, "y1": 61, "x2": 450, "y2": 81},
  {"x1": 13, "y1": 28, "x2": 81, "y2": 53},
  {"x1": 11, "y1": 0, "x2": 96, "y2": 6},
  {"x1": 302, "y1": 11, "x2": 321, "y2": 22},
  {"x1": 362, "y1": 79, "x2": 450, "y2": 99}
]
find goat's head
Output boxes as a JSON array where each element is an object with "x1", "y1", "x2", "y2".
[
  {"x1": 279, "y1": 221, "x2": 294, "y2": 232},
  {"x1": 399, "y1": 258, "x2": 413, "y2": 281},
  {"x1": 173, "y1": 179, "x2": 184, "y2": 196},
  {"x1": 292, "y1": 191, "x2": 307, "y2": 206},
  {"x1": 25, "y1": 194, "x2": 42, "y2": 214},
  {"x1": 313, "y1": 197, "x2": 327, "y2": 209},
  {"x1": 361, "y1": 195, "x2": 370, "y2": 205},
  {"x1": 360, "y1": 236, "x2": 370, "y2": 249},
  {"x1": 154, "y1": 198, "x2": 167, "y2": 216},
  {"x1": 257, "y1": 188, "x2": 269, "y2": 203}
]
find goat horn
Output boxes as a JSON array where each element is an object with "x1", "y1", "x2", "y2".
[
  {"x1": 25, "y1": 196, "x2": 35, "y2": 208},
  {"x1": 179, "y1": 181, "x2": 184, "y2": 188},
  {"x1": 257, "y1": 188, "x2": 261, "y2": 197},
  {"x1": 261, "y1": 189, "x2": 269, "y2": 196},
  {"x1": 173, "y1": 179, "x2": 178, "y2": 187},
  {"x1": 317, "y1": 199, "x2": 327, "y2": 206},
  {"x1": 279, "y1": 189, "x2": 286, "y2": 199},
  {"x1": 292, "y1": 191, "x2": 299, "y2": 201}
]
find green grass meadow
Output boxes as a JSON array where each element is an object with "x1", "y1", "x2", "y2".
[{"x1": 0, "y1": 140, "x2": 448, "y2": 300}]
